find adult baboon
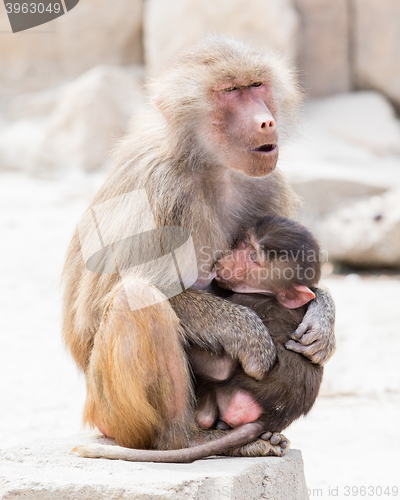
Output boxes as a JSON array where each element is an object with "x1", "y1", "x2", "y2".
[{"x1": 64, "y1": 35, "x2": 335, "y2": 457}]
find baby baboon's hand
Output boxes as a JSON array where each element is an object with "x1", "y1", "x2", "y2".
[{"x1": 286, "y1": 288, "x2": 335, "y2": 365}]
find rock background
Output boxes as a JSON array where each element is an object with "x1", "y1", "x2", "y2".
[
  {"x1": 144, "y1": 0, "x2": 299, "y2": 74},
  {"x1": 0, "y1": 0, "x2": 143, "y2": 99},
  {"x1": 354, "y1": 0, "x2": 400, "y2": 107},
  {"x1": 1, "y1": 0, "x2": 400, "y2": 102},
  {"x1": 0, "y1": 0, "x2": 399, "y2": 266}
]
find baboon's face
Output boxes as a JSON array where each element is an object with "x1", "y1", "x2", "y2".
[
  {"x1": 214, "y1": 233, "x2": 269, "y2": 293},
  {"x1": 214, "y1": 232, "x2": 316, "y2": 309},
  {"x1": 207, "y1": 80, "x2": 279, "y2": 177}
]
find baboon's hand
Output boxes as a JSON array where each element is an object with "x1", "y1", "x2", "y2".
[
  {"x1": 285, "y1": 288, "x2": 336, "y2": 365},
  {"x1": 231, "y1": 306, "x2": 277, "y2": 380},
  {"x1": 171, "y1": 291, "x2": 276, "y2": 380}
]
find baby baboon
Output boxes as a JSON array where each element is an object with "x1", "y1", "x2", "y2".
[
  {"x1": 65, "y1": 35, "x2": 335, "y2": 458},
  {"x1": 192, "y1": 216, "x2": 324, "y2": 452},
  {"x1": 74, "y1": 216, "x2": 327, "y2": 462}
]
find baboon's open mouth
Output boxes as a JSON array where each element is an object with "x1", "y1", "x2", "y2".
[{"x1": 251, "y1": 144, "x2": 277, "y2": 153}]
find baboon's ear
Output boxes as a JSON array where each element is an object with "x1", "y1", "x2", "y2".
[
  {"x1": 276, "y1": 285, "x2": 315, "y2": 309},
  {"x1": 152, "y1": 95, "x2": 169, "y2": 121},
  {"x1": 152, "y1": 95, "x2": 162, "y2": 109}
]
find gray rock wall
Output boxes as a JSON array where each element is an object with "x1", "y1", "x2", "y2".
[
  {"x1": 144, "y1": 0, "x2": 299, "y2": 74},
  {"x1": 354, "y1": 0, "x2": 400, "y2": 107},
  {"x1": 293, "y1": 0, "x2": 352, "y2": 96},
  {"x1": 0, "y1": 0, "x2": 143, "y2": 98}
]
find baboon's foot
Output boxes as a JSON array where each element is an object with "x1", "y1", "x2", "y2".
[{"x1": 225, "y1": 432, "x2": 290, "y2": 457}]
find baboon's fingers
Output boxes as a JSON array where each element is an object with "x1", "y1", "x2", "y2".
[
  {"x1": 293, "y1": 322, "x2": 311, "y2": 339},
  {"x1": 226, "y1": 432, "x2": 290, "y2": 458},
  {"x1": 285, "y1": 339, "x2": 325, "y2": 364},
  {"x1": 294, "y1": 330, "x2": 320, "y2": 346}
]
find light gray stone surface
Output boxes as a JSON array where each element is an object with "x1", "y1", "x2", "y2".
[
  {"x1": 281, "y1": 92, "x2": 400, "y2": 191},
  {"x1": 0, "y1": 0, "x2": 143, "y2": 99},
  {"x1": 354, "y1": 0, "x2": 400, "y2": 106},
  {"x1": 294, "y1": 0, "x2": 351, "y2": 96},
  {"x1": 292, "y1": 178, "x2": 387, "y2": 221},
  {"x1": 0, "y1": 65, "x2": 145, "y2": 172},
  {"x1": 144, "y1": 0, "x2": 298, "y2": 74},
  {"x1": 317, "y1": 185, "x2": 400, "y2": 268},
  {"x1": 0, "y1": 436, "x2": 308, "y2": 500},
  {"x1": 303, "y1": 92, "x2": 400, "y2": 157}
]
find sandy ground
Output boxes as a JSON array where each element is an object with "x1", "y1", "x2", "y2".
[{"x1": 0, "y1": 171, "x2": 399, "y2": 500}]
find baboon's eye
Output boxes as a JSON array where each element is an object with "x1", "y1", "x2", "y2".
[
  {"x1": 222, "y1": 85, "x2": 239, "y2": 93},
  {"x1": 249, "y1": 250, "x2": 259, "y2": 264},
  {"x1": 250, "y1": 82, "x2": 263, "y2": 88}
]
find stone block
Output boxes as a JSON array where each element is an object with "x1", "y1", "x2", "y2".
[
  {"x1": 0, "y1": 435, "x2": 309, "y2": 500},
  {"x1": 0, "y1": 0, "x2": 143, "y2": 99},
  {"x1": 354, "y1": 0, "x2": 400, "y2": 106},
  {"x1": 144, "y1": 0, "x2": 298, "y2": 74},
  {"x1": 294, "y1": 0, "x2": 352, "y2": 96}
]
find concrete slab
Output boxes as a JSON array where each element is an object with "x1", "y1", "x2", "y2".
[{"x1": 0, "y1": 435, "x2": 308, "y2": 500}]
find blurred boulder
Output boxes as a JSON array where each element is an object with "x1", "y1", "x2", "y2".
[
  {"x1": 281, "y1": 91, "x2": 400, "y2": 227},
  {"x1": 282, "y1": 92, "x2": 400, "y2": 183},
  {"x1": 305, "y1": 92, "x2": 400, "y2": 157},
  {"x1": 354, "y1": 0, "x2": 400, "y2": 107},
  {"x1": 0, "y1": 0, "x2": 143, "y2": 100},
  {"x1": 6, "y1": 89, "x2": 60, "y2": 121},
  {"x1": 317, "y1": 185, "x2": 400, "y2": 267},
  {"x1": 294, "y1": 0, "x2": 351, "y2": 96},
  {"x1": 293, "y1": 179, "x2": 387, "y2": 222},
  {"x1": 144, "y1": 0, "x2": 298, "y2": 74},
  {"x1": 0, "y1": 65, "x2": 145, "y2": 172}
]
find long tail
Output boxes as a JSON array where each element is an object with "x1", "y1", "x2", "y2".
[{"x1": 72, "y1": 422, "x2": 264, "y2": 464}]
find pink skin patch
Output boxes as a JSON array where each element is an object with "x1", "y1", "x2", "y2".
[
  {"x1": 220, "y1": 391, "x2": 262, "y2": 428},
  {"x1": 197, "y1": 414, "x2": 216, "y2": 429}
]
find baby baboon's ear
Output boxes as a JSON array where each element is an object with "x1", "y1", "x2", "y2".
[{"x1": 276, "y1": 285, "x2": 315, "y2": 309}]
